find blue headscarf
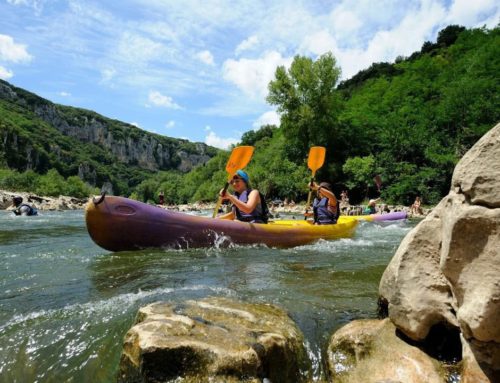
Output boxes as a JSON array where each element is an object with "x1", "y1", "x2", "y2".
[{"x1": 235, "y1": 169, "x2": 249, "y2": 184}]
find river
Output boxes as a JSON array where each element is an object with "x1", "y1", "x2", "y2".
[{"x1": 0, "y1": 210, "x2": 416, "y2": 382}]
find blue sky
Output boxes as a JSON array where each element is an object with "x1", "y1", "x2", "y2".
[{"x1": 0, "y1": 0, "x2": 498, "y2": 149}]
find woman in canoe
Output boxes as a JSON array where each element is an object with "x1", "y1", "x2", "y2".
[
  {"x1": 309, "y1": 182, "x2": 340, "y2": 224},
  {"x1": 218, "y1": 170, "x2": 269, "y2": 223}
]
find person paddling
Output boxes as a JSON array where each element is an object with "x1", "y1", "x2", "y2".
[
  {"x1": 218, "y1": 170, "x2": 268, "y2": 223},
  {"x1": 12, "y1": 196, "x2": 38, "y2": 216},
  {"x1": 308, "y1": 182, "x2": 339, "y2": 224}
]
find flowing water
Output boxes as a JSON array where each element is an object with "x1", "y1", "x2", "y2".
[{"x1": 0, "y1": 210, "x2": 416, "y2": 382}]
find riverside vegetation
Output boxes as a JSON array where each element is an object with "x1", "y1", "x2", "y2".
[{"x1": 1, "y1": 25, "x2": 498, "y2": 206}]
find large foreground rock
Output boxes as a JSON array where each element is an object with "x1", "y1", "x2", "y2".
[
  {"x1": 379, "y1": 123, "x2": 500, "y2": 379},
  {"x1": 327, "y1": 319, "x2": 445, "y2": 383},
  {"x1": 118, "y1": 297, "x2": 310, "y2": 383}
]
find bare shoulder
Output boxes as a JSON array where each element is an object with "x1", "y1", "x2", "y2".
[{"x1": 249, "y1": 189, "x2": 261, "y2": 200}]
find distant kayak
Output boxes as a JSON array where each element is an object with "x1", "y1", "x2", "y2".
[
  {"x1": 85, "y1": 195, "x2": 358, "y2": 251},
  {"x1": 348, "y1": 211, "x2": 408, "y2": 222}
]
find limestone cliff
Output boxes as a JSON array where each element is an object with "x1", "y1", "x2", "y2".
[{"x1": 0, "y1": 79, "x2": 217, "y2": 177}]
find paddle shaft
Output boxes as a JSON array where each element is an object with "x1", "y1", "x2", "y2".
[
  {"x1": 305, "y1": 176, "x2": 315, "y2": 208},
  {"x1": 212, "y1": 182, "x2": 230, "y2": 218}
]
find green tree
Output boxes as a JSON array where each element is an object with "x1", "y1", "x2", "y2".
[
  {"x1": 35, "y1": 169, "x2": 66, "y2": 196},
  {"x1": 240, "y1": 125, "x2": 277, "y2": 146},
  {"x1": 437, "y1": 25, "x2": 466, "y2": 47},
  {"x1": 267, "y1": 53, "x2": 344, "y2": 164},
  {"x1": 134, "y1": 178, "x2": 159, "y2": 203},
  {"x1": 64, "y1": 176, "x2": 96, "y2": 198},
  {"x1": 342, "y1": 156, "x2": 376, "y2": 191}
]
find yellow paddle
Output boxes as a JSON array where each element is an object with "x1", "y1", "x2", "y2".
[
  {"x1": 304, "y1": 146, "x2": 326, "y2": 217},
  {"x1": 212, "y1": 146, "x2": 255, "y2": 218}
]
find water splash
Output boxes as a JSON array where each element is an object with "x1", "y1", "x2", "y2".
[{"x1": 1, "y1": 284, "x2": 235, "y2": 333}]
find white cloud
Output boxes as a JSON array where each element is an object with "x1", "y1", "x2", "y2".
[
  {"x1": 299, "y1": 0, "x2": 449, "y2": 79},
  {"x1": 140, "y1": 22, "x2": 179, "y2": 43},
  {"x1": 0, "y1": 34, "x2": 32, "y2": 63},
  {"x1": 252, "y1": 110, "x2": 280, "y2": 129},
  {"x1": 7, "y1": 0, "x2": 29, "y2": 4},
  {"x1": 100, "y1": 68, "x2": 116, "y2": 82},
  {"x1": 114, "y1": 32, "x2": 170, "y2": 67},
  {"x1": 222, "y1": 51, "x2": 293, "y2": 98},
  {"x1": 329, "y1": 8, "x2": 363, "y2": 37},
  {"x1": 235, "y1": 35, "x2": 259, "y2": 55},
  {"x1": 0, "y1": 66, "x2": 13, "y2": 79},
  {"x1": 6, "y1": 0, "x2": 43, "y2": 13},
  {"x1": 205, "y1": 130, "x2": 239, "y2": 149},
  {"x1": 446, "y1": 0, "x2": 499, "y2": 26},
  {"x1": 148, "y1": 91, "x2": 182, "y2": 110},
  {"x1": 59, "y1": 91, "x2": 71, "y2": 97},
  {"x1": 204, "y1": 125, "x2": 239, "y2": 149},
  {"x1": 130, "y1": 122, "x2": 141, "y2": 128},
  {"x1": 300, "y1": 29, "x2": 338, "y2": 56},
  {"x1": 165, "y1": 120, "x2": 175, "y2": 129},
  {"x1": 196, "y1": 50, "x2": 214, "y2": 65}
]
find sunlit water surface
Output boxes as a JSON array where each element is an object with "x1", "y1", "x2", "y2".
[{"x1": 0, "y1": 210, "x2": 416, "y2": 382}]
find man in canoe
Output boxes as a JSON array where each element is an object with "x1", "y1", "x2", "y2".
[
  {"x1": 309, "y1": 182, "x2": 340, "y2": 224},
  {"x1": 218, "y1": 170, "x2": 269, "y2": 223}
]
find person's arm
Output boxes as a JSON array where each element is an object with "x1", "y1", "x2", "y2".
[
  {"x1": 226, "y1": 190, "x2": 260, "y2": 214},
  {"x1": 18, "y1": 205, "x2": 32, "y2": 216},
  {"x1": 318, "y1": 187, "x2": 337, "y2": 208}
]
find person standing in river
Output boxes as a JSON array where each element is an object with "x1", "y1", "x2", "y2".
[
  {"x1": 11, "y1": 196, "x2": 38, "y2": 216},
  {"x1": 158, "y1": 191, "x2": 165, "y2": 205},
  {"x1": 364, "y1": 198, "x2": 380, "y2": 215}
]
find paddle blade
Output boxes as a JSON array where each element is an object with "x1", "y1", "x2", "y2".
[
  {"x1": 225, "y1": 146, "x2": 254, "y2": 180},
  {"x1": 307, "y1": 146, "x2": 326, "y2": 176}
]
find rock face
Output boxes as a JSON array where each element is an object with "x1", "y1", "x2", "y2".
[
  {"x1": 327, "y1": 319, "x2": 445, "y2": 383},
  {"x1": 0, "y1": 80, "x2": 215, "y2": 174},
  {"x1": 118, "y1": 297, "x2": 311, "y2": 383},
  {"x1": 379, "y1": 123, "x2": 500, "y2": 380}
]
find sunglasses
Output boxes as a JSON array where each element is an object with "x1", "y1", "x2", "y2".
[{"x1": 231, "y1": 177, "x2": 242, "y2": 184}]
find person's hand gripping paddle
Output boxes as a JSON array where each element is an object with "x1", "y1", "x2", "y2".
[
  {"x1": 304, "y1": 146, "x2": 326, "y2": 218},
  {"x1": 212, "y1": 146, "x2": 254, "y2": 218}
]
